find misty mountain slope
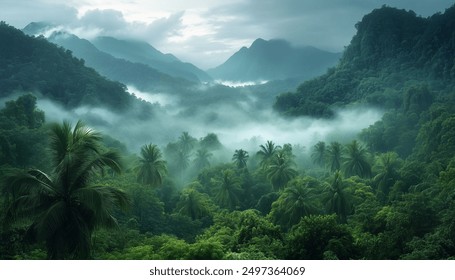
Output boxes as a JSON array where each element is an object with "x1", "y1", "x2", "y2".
[
  {"x1": 47, "y1": 32, "x2": 195, "y2": 92},
  {"x1": 91, "y1": 36, "x2": 212, "y2": 82},
  {"x1": 274, "y1": 5, "x2": 455, "y2": 118},
  {"x1": 92, "y1": 36, "x2": 179, "y2": 64},
  {"x1": 0, "y1": 22, "x2": 136, "y2": 110},
  {"x1": 208, "y1": 38, "x2": 341, "y2": 81}
]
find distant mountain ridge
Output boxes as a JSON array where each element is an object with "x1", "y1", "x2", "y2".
[
  {"x1": 46, "y1": 31, "x2": 194, "y2": 92},
  {"x1": 22, "y1": 22, "x2": 211, "y2": 84},
  {"x1": 208, "y1": 38, "x2": 341, "y2": 81},
  {"x1": 91, "y1": 36, "x2": 212, "y2": 82},
  {"x1": 0, "y1": 22, "x2": 135, "y2": 110}
]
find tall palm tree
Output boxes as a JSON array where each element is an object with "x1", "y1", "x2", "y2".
[
  {"x1": 266, "y1": 151, "x2": 298, "y2": 191},
  {"x1": 311, "y1": 141, "x2": 326, "y2": 167},
  {"x1": 270, "y1": 177, "x2": 319, "y2": 228},
  {"x1": 193, "y1": 149, "x2": 212, "y2": 170},
  {"x1": 178, "y1": 132, "x2": 196, "y2": 155},
  {"x1": 373, "y1": 152, "x2": 401, "y2": 198},
  {"x1": 2, "y1": 121, "x2": 129, "y2": 259},
  {"x1": 257, "y1": 140, "x2": 280, "y2": 168},
  {"x1": 343, "y1": 140, "x2": 372, "y2": 178},
  {"x1": 212, "y1": 169, "x2": 242, "y2": 210},
  {"x1": 175, "y1": 188, "x2": 211, "y2": 220},
  {"x1": 136, "y1": 144, "x2": 167, "y2": 188},
  {"x1": 327, "y1": 141, "x2": 342, "y2": 172},
  {"x1": 232, "y1": 149, "x2": 249, "y2": 169},
  {"x1": 324, "y1": 171, "x2": 350, "y2": 223}
]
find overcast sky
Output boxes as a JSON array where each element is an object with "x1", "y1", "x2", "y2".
[{"x1": 1, "y1": 0, "x2": 453, "y2": 69}]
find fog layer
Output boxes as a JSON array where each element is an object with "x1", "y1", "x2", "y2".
[{"x1": 35, "y1": 83, "x2": 382, "y2": 155}]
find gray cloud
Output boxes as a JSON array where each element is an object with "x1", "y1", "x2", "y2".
[
  {"x1": 78, "y1": 9, "x2": 126, "y2": 31},
  {"x1": 1, "y1": 0, "x2": 453, "y2": 68},
  {"x1": 64, "y1": 9, "x2": 184, "y2": 45},
  {"x1": 0, "y1": 0, "x2": 78, "y2": 28}
]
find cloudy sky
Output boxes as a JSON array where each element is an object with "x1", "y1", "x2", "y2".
[{"x1": 1, "y1": 0, "x2": 453, "y2": 69}]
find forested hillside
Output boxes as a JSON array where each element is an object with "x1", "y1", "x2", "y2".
[
  {"x1": 1, "y1": 5, "x2": 455, "y2": 261},
  {"x1": 274, "y1": 5, "x2": 455, "y2": 118},
  {"x1": 0, "y1": 22, "x2": 137, "y2": 110}
]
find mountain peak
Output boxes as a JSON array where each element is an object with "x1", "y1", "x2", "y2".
[
  {"x1": 250, "y1": 38, "x2": 290, "y2": 50},
  {"x1": 22, "y1": 21, "x2": 53, "y2": 35},
  {"x1": 208, "y1": 38, "x2": 341, "y2": 82},
  {"x1": 250, "y1": 38, "x2": 267, "y2": 47}
]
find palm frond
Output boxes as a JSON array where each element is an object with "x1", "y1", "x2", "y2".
[{"x1": 35, "y1": 201, "x2": 68, "y2": 241}]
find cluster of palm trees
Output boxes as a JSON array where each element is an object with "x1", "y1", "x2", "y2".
[
  {"x1": 312, "y1": 140, "x2": 372, "y2": 178},
  {"x1": 256, "y1": 141, "x2": 298, "y2": 191},
  {"x1": 1, "y1": 120, "x2": 395, "y2": 259}
]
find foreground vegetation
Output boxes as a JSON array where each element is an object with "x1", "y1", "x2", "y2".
[
  {"x1": 1, "y1": 5, "x2": 455, "y2": 260},
  {"x1": 1, "y1": 92, "x2": 455, "y2": 260}
]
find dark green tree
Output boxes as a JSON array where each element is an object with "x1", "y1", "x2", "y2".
[
  {"x1": 2, "y1": 121, "x2": 129, "y2": 259},
  {"x1": 324, "y1": 171, "x2": 351, "y2": 223},
  {"x1": 343, "y1": 140, "x2": 372, "y2": 178},
  {"x1": 286, "y1": 215, "x2": 357, "y2": 259},
  {"x1": 212, "y1": 169, "x2": 242, "y2": 210},
  {"x1": 193, "y1": 149, "x2": 212, "y2": 170},
  {"x1": 311, "y1": 141, "x2": 326, "y2": 167},
  {"x1": 257, "y1": 140, "x2": 281, "y2": 168},
  {"x1": 270, "y1": 177, "x2": 319, "y2": 228},
  {"x1": 175, "y1": 188, "x2": 212, "y2": 220},
  {"x1": 373, "y1": 152, "x2": 401, "y2": 200},
  {"x1": 1, "y1": 94, "x2": 45, "y2": 129},
  {"x1": 178, "y1": 132, "x2": 197, "y2": 155},
  {"x1": 232, "y1": 149, "x2": 249, "y2": 169},
  {"x1": 327, "y1": 141, "x2": 342, "y2": 172},
  {"x1": 135, "y1": 144, "x2": 167, "y2": 188},
  {"x1": 266, "y1": 151, "x2": 298, "y2": 191}
]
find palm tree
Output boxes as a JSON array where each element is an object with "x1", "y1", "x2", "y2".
[
  {"x1": 178, "y1": 132, "x2": 196, "y2": 155},
  {"x1": 327, "y1": 141, "x2": 342, "y2": 172},
  {"x1": 232, "y1": 149, "x2": 249, "y2": 169},
  {"x1": 311, "y1": 141, "x2": 326, "y2": 167},
  {"x1": 212, "y1": 169, "x2": 242, "y2": 210},
  {"x1": 373, "y1": 152, "x2": 401, "y2": 199},
  {"x1": 324, "y1": 171, "x2": 350, "y2": 223},
  {"x1": 270, "y1": 177, "x2": 319, "y2": 228},
  {"x1": 266, "y1": 151, "x2": 298, "y2": 191},
  {"x1": 2, "y1": 121, "x2": 129, "y2": 259},
  {"x1": 193, "y1": 149, "x2": 212, "y2": 170},
  {"x1": 175, "y1": 188, "x2": 211, "y2": 220},
  {"x1": 135, "y1": 144, "x2": 167, "y2": 188},
  {"x1": 257, "y1": 140, "x2": 280, "y2": 168},
  {"x1": 343, "y1": 140, "x2": 372, "y2": 178}
]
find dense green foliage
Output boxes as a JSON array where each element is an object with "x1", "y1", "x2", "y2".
[
  {"x1": 274, "y1": 5, "x2": 455, "y2": 118},
  {"x1": 1, "y1": 5, "x2": 455, "y2": 260},
  {"x1": 0, "y1": 22, "x2": 136, "y2": 110}
]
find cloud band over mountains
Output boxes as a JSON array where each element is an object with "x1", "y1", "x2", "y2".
[{"x1": 1, "y1": 0, "x2": 453, "y2": 68}]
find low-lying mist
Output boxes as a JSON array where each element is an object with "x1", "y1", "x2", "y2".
[{"x1": 34, "y1": 83, "x2": 382, "y2": 159}]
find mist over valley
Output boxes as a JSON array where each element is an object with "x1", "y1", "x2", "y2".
[{"x1": 1, "y1": 1, "x2": 455, "y2": 262}]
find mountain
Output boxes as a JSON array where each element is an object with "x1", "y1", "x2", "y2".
[
  {"x1": 208, "y1": 38, "x2": 341, "y2": 81},
  {"x1": 0, "y1": 22, "x2": 135, "y2": 110},
  {"x1": 23, "y1": 22, "x2": 211, "y2": 83},
  {"x1": 91, "y1": 36, "x2": 212, "y2": 82},
  {"x1": 22, "y1": 23, "x2": 195, "y2": 92},
  {"x1": 274, "y1": 5, "x2": 455, "y2": 118},
  {"x1": 46, "y1": 31, "x2": 194, "y2": 92}
]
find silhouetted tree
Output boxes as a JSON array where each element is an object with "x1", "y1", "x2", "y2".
[
  {"x1": 232, "y1": 149, "x2": 249, "y2": 169},
  {"x1": 2, "y1": 121, "x2": 129, "y2": 259},
  {"x1": 343, "y1": 140, "x2": 372, "y2": 178},
  {"x1": 136, "y1": 144, "x2": 167, "y2": 188}
]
